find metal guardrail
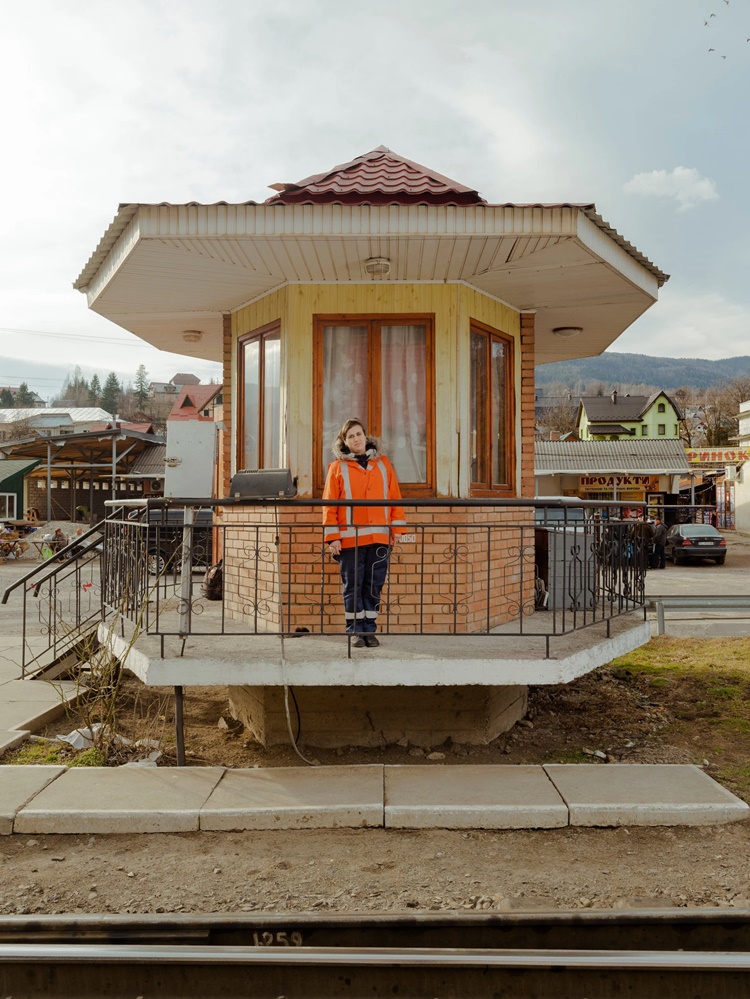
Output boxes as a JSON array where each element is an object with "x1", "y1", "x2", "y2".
[{"x1": 649, "y1": 595, "x2": 750, "y2": 636}]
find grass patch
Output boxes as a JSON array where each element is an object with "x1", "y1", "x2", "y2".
[{"x1": 11, "y1": 743, "x2": 67, "y2": 766}]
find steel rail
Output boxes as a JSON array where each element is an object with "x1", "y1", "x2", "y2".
[{"x1": 1, "y1": 943, "x2": 749, "y2": 971}]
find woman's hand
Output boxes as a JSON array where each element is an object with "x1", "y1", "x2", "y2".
[{"x1": 329, "y1": 540, "x2": 342, "y2": 556}]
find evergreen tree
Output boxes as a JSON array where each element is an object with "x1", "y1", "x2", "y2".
[
  {"x1": 15, "y1": 383, "x2": 35, "y2": 406},
  {"x1": 101, "y1": 372, "x2": 121, "y2": 417},
  {"x1": 134, "y1": 364, "x2": 149, "y2": 410},
  {"x1": 0, "y1": 388, "x2": 14, "y2": 407},
  {"x1": 57, "y1": 366, "x2": 90, "y2": 406},
  {"x1": 89, "y1": 373, "x2": 102, "y2": 406}
]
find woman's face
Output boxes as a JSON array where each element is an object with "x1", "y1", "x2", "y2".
[{"x1": 344, "y1": 424, "x2": 367, "y2": 454}]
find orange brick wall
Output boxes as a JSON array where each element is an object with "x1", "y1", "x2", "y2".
[{"x1": 221, "y1": 505, "x2": 535, "y2": 635}]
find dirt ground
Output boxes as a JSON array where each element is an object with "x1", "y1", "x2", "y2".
[{"x1": 4, "y1": 636, "x2": 750, "y2": 916}]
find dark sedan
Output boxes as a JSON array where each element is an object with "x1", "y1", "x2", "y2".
[{"x1": 665, "y1": 524, "x2": 726, "y2": 565}]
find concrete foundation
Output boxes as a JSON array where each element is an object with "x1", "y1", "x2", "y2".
[{"x1": 228, "y1": 683, "x2": 528, "y2": 748}]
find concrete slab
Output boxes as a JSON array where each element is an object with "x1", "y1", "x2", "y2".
[
  {"x1": 14, "y1": 766, "x2": 226, "y2": 834},
  {"x1": 384, "y1": 765, "x2": 568, "y2": 829},
  {"x1": 102, "y1": 615, "x2": 651, "y2": 688},
  {"x1": 0, "y1": 679, "x2": 80, "y2": 733},
  {"x1": 0, "y1": 765, "x2": 66, "y2": 835},
  {"x1": 201, "y1": 765, "x2": 384, "y2": 830},
  {"x1": 544, "y1": 764, "x2": 750, "y2": 827},
  {"x1": 0, "y1": 730, "x2": 29, "y2": 756}
]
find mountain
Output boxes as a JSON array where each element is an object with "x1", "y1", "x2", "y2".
[{"x1": 535, "y1": 353, "x2": 750, "y2": 393}]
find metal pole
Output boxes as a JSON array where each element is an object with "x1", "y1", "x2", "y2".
[
  {"x1": 111, "y1": 438, "x2": 117, "y2": 506},
  {"x1": 46, "y1": 442, "x2": 52, "y2": 523},
  {"x1": 178, "y1": 507, "x2": 194, "y2": 638},
  {"x1": 174, "y1": 685, "x2": 185, "y2": 766}
]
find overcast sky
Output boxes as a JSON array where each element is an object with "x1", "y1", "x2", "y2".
[{"x1": 2, "y1": 0, "x2": 749, "y2": 401}]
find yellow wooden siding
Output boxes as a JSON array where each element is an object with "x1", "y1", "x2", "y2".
[{"x1": 232, "y1": 284, "x2": 521, "y2": 496}]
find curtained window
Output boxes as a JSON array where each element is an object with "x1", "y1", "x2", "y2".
[
  {"x1": 469, "y1": 322, "x2": 514, "y2": 494},
  {"x1": 314, "y1": 316, "x2": 434, "y2": 494},
  {"x1": 238, "y1": 324, "x2": 281, "y2": 470}
]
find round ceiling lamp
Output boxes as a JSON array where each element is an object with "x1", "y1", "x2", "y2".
[
  {"x1": 182, "y1": 330, "x2": 203, "y2": 344},
  {"x1": 552, "y1": 326, "x2": 583, "y2": 339},
  {"x1": 364, "y1": 257, "x2": 391, "y2": 277}
]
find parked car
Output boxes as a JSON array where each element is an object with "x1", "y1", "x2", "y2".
[
  {"x1": 128, "y1": 508, "x2": 214, "y2": 575},
  {"x1": 664, "y1": 523, "x2": 726, "y2": 565}
]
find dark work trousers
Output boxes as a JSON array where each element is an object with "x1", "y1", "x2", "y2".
[
  {"x1": 652, "y1": 544, "x2": 666, "y2": 569},
  {"x1": 338, "y1": 543, "x2": 391, "y2": 634}
]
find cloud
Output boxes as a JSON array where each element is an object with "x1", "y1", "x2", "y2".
[
  {"x1": 623, "y1": 167, "x2": 719, "y2": 211},
  {"x1": 617, "y1": 289, "x2": 750, "y2": 359}
]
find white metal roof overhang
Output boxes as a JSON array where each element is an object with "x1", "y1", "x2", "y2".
[{"x1": 74, "y1": 203, "x2": 667, "y2": 364}]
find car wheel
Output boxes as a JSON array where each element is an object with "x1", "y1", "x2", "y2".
[
  {"x1": 671, "y1": 549, "x2": 680, "y2": 565},
  {"x1": 147, "y1": 550, "x2": 167, "y2": 576},
  {"x1": 715, "y1": 556, "x2": 726, "y2": 565}
]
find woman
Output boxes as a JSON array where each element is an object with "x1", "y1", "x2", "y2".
[{"x1": 323, "y1": 419, "x2": 406, "y2": 647}]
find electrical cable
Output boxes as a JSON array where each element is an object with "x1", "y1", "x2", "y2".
[{"x1": 274, "y1": 503, "x2": 316, "y2": 766}]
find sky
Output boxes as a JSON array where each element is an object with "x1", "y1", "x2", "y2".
[{"x1": 1, "y1": 0, "x2": 749, "y2": 402}]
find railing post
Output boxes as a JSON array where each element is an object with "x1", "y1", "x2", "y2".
[
  {"x1": 178, "y1": 507, "x2": 194, "y2": 639},
  {"x1": 657, "y1": 601, "x2": 665, "y2": 636}
]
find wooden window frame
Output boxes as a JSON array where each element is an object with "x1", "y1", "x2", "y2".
[
  {"x1": 237, "y1": 321, "x2": 281, "y2": 471},
  {"x1": 469, "y1": 319, "x2": 516, "y2": 497},
  {"x1": 313, "y1": 313, "x2": 436, "y2": 497}
]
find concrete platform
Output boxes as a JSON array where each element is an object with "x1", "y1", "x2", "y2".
[
  {"x1": 0, "y1": 765, "x2": 66, "y2": 835},
  {"x1": 200, "y1": 765, "x2": 384, "y2": 831},
  {"x1": 14, "y1": 766, "x2": 225, "y2": 834},
  {"x1": 544, "y1": 764, "x2": 750, "y2": 826},
  {"x1": 0, "y1": 729, "x2": 29, "y2": 755},
  {"x1": 101, "y1": 613, "x2": 651, "y2": 688},
  {"x1": 384, "y1": 765, "x2": 569, "y2": 829}
]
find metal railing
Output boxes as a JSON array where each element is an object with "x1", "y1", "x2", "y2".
[
  {"x1": 100, "y1": 498, "x2": 649, "y2": 655},
  {"x1": 1, "y1": 520, "x2": 106, "y2": 678}
]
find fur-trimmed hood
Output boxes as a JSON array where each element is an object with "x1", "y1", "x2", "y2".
[{"x1": 331, "y1": 435, "x2": 387, "y2": 462}]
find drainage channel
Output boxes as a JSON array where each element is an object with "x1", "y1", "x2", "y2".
[{"x1": 1, "y1": 910, "x2": 749, "y2": 998}]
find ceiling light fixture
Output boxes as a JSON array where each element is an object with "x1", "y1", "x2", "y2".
[
  {"x1": 552, "y1": 326, "x2": 583, "y2": 339},
  {"x1": 364, "y1": 257, "x2": 391, "y2": 277},
  {"x1": 182, "y1": 330, "x2": 203, "y2": 344}
]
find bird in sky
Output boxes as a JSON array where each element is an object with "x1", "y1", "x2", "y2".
[
  {"x1": 709, "y1": 47, "x2": 715, "y2": 50},
  {"x1": 710, "y1": 12, "x2": 716, "y2": 16}
]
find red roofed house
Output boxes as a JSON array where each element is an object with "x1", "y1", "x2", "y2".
[
  {"x1": 168, "y1": 384, "x2": 223, "y2": 422},
  {"x1": 75, "y1": 147, "x2": 668, "y2": 748}
]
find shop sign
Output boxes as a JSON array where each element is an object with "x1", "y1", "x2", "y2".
[
  {"x1": 686, "y1": 448, "x2": 750, "y2": 465},
  {"x1": 579, "y1": 474, "x2": 658, "y2": 490}
]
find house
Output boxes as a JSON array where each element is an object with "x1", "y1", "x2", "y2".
[
  {"x1": 148, "y1": 372, "x2": 202, "y2": 404},
  {"x1": 168, "y1": 384, "x2": 223, "y2": 422},
  {"x1": 74, "y1": 145, "x2": 668, "y2": 747},
  {"x1": 577, "y1": 390, "x2": 683, "y2": 440},
  {"x1": 734, "y1": 400, "x2": 750, "y2": 532},
  {"x1": 0, "y1": 386, "x2": 45, "y2": 408},
  {"x1": 0, "y1": 407, "x2": 114, "y2": 441}
]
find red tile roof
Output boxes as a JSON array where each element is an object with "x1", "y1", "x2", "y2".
[
  {"x1": 265, "y1": 146, "x2": 487, "y2": 206},
  {"x1": 167, "y1": 384, "x2": 222, "y2": 421}
]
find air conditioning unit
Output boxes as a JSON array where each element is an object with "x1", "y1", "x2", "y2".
[{"x1": 724, "y1": 465, "x2": 737, "y2": 481}]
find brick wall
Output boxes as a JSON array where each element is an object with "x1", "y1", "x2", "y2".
[
  {"x1": 520, "y1": 311, "x2": 535, "y2": 498},
  {"x1": 221, "y1": 505, "x2": 535, "y2": 635}
]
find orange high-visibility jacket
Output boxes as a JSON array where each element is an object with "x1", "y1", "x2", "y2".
[{"x1": 323, "y1": 440, "x2": 407, "y2": 549}]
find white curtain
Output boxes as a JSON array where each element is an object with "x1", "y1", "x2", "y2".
[
  {"x1": 322, "y1": 326, "x2": 369, "y2": 473},
  {"x1": 381, "y1": 325, "x2": 427, "y2": 483}
]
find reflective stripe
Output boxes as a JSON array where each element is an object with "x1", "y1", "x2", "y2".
[
  {"x1": 344, "y1": 610, "x2": 366, "y2": 620},
  {"x1": 378, "y1": 460, "x2": 389, "y2": 521},
  {"x1": 339, "y1": 526, "x2": 388, "y2": 540},
  {"x1": 324, "y1": 526, "x2": 339, "y2": 539},
  {"x1": 364, "y1": 610, "x2": 379, "y2": 619},
  {"x1": 339, "y1": 462, "x2": 353, "y2": 525},
  {"x1": 391, "y1": 519, "x2": 406, "y2": 527}
]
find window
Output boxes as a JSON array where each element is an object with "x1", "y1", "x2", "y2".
[
  {"x1": 314, "y1": 315, "x2": 434, "y2": 494},
  {"x1": 674, "y1": 424, "x2": 679, "y2": 435},
  {"x1": 641, "y1": 425, "x2": 648, "y2": 436},
  {"x1": 469, "y1": 321, "x2": 514, "y2": 494},
  {"x1": 238, "y1": 323, "x2": 281, "y2": 470},
  {"x1": 658, "y1": 403, "x2": 665, "y2": 413},
  {"x1": 658, "y1": 424, "x2": 666, "y2": 436}
]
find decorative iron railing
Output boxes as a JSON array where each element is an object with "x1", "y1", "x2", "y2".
[
  {"x1": 1, "y1": 521, "x2": 105, "y2": 678},
  {"x1": 100, "y1": 499, "x2": 649, "y2": 656}
]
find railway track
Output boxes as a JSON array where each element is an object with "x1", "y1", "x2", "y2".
[{"x1": 0, "y1": 909, "x2": 749, "y2": 997}]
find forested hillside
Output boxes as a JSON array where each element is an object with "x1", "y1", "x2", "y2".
[{"x1": 535, "y1": 353, "x2": 750, "y2": 394}]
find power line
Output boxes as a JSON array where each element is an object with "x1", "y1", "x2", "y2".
[{"x1": 0, "y1": 326, "x2": 144, "y2": 346}]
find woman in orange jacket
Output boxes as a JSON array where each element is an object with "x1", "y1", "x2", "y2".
[{"x1": 323, "y1": 418, "x2": 406, "y2": 647}]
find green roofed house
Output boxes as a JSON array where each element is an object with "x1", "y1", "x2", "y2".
[{"x1": 0, "y1": 458, "x2": 40, "y2": 520}]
